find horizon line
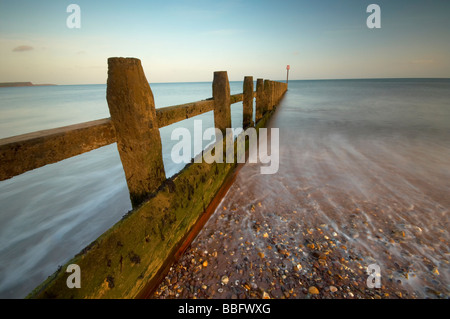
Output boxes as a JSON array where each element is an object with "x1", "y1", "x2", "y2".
[{"x1": 2, "y1": 76, "x2": 449, "y2": 87}]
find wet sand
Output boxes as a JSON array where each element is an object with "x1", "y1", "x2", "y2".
[{"x1": 152, "y1": 81, "x2": 449, "y2": 299}]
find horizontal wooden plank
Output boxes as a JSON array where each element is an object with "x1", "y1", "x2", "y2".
[
  {"x1": 230, "y1": 93, "x2": 243, "y2": 104},
  {"x1": 0, "y1": 118, "x2": 116, "y2": 181},
  {"x1": 0, "y1": 90, "x2": 261, "y2": 180},
  {"x1": 156, "y1": 99, "x2": 215, "y2": 128}
]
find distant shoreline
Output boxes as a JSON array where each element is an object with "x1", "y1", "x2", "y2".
[{"x1": 0, "y1": 82, "x2": 56, "y2": 88}]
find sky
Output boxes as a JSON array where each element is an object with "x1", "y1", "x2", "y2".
[{"x1": 0, "y1": 0, "x2": 449, "y2": 85}]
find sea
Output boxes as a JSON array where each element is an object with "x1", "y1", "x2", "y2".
[{"x1": 0, "y1": 79, "x2": 449, "y2": 298}]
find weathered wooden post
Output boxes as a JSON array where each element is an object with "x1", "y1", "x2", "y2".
[
  {"x1": 213, "y1": 71, "x2": 231, "y2": 134},
  {"x1": 275, "y1": 82, "x2": 281, "y2": 105},
  {"x1": 270, "y1": 81, "x2": 275, "y2": 110},
  {"x1": 255, "y1": 78, "x2": 265, "y2": 123},
  {"x1": 264, "y1": 80, "x2": 274, "y2": 111},
  {"x1": 273, "y1": 81, "x2": 279, "y2": 107},
  {"x1": 106, "y1": 57, "x2": 166, "y2": 208},
  {"x1": 243, "y1": 76, "x2": 254, "y2": 128}
]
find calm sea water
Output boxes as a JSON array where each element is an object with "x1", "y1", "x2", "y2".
[{"x1": 0, "y1": 79, "x2": 449, "y2": 298}]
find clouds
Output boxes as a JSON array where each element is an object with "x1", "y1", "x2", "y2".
[{"x1": 12, "y1": 45, "x2": 33, "y2": 52}]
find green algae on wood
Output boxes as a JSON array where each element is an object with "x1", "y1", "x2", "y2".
[{"x1": 27, "y1": 158, "x2": 235, "y2": 299}]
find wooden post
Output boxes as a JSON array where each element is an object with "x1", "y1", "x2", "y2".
[
  {"x1": 106, "y1": 57, "x2": 166, "y2": 208},
  {"x1": 270, "y1": 81, "x2": 275, "y2": 109},
  {"x1": 213, "y1": 71, "x2": 231, "y2": 134},
  {"x1": 243, "y1": 76, "x2": 254, "y2": 128},
  {"x1": 255, "y1": 78, "x2": 265, "y2": 123},
  {"x1": 278, "y1": 82, "x2": 282, "y2": 104},
  {"x1": 264, "y1": 80, "x2": 273, "y2": 111},
  {"x1": 277, "y1": 82, "x2": 283, "y2": 104},
  {"x1": 274, "y1": 82, "x2": 279, "y2": 106}
]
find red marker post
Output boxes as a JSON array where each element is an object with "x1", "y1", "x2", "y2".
[{"x1": 286, "y1": 65, "x2": 290, "y2": 88}]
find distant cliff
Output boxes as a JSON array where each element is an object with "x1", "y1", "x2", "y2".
[{"x1": 0, "y1": 82, "x2": 56, "y2": 87}]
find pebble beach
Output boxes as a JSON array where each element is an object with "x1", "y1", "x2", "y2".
[{"x1": 152, "y1": 80, "x2": 450, "y2": 300}]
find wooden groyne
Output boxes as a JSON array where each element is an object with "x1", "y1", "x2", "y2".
[{"x1": 0, "y1": 57, "x2": 287, "y2": 298}]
